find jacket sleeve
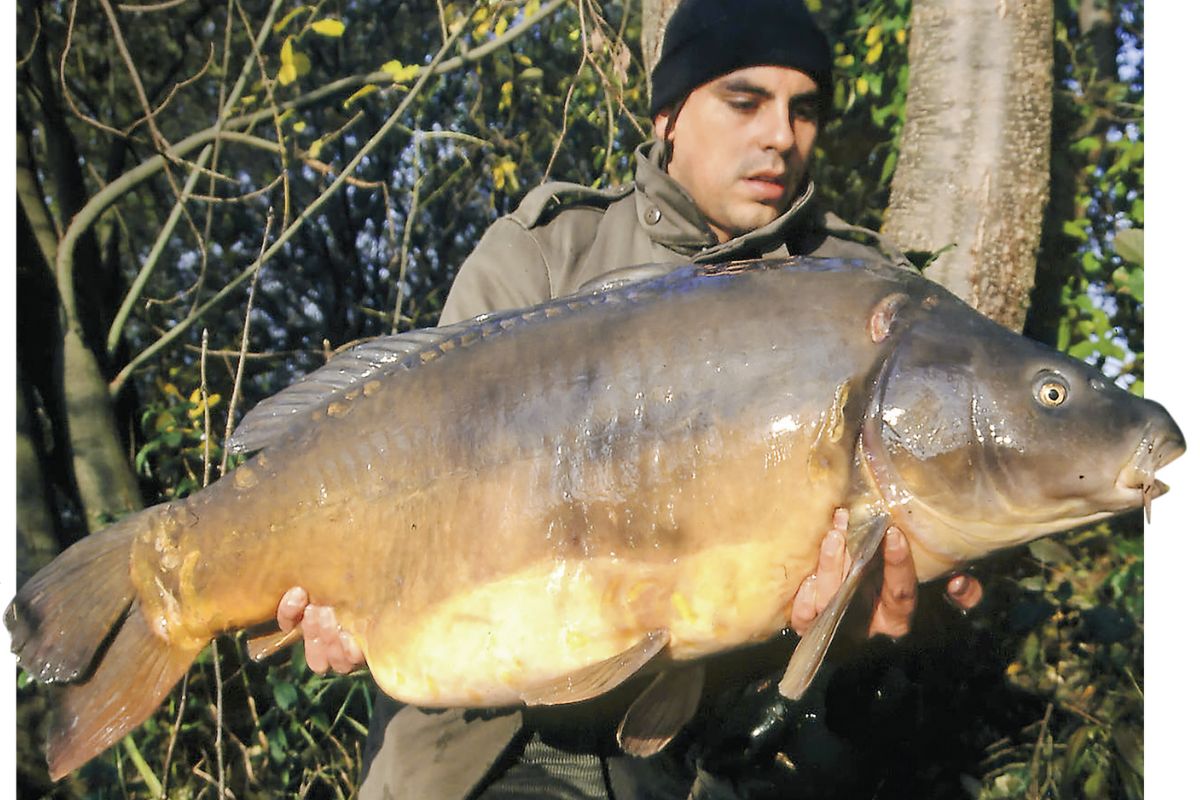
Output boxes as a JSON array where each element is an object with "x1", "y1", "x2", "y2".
[{"x1": 439, "y1": 218, "x2": 554, "y2": 325}]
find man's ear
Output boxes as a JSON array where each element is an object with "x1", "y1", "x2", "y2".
[{"x1": 653, "y1": 110, "x2": 673, "y2": 141}]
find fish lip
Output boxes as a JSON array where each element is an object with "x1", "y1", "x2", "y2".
[{"x1": 1115, "y1": 426, "x2": 1185, "y2": 521}]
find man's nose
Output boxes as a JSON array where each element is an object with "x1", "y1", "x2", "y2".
[{"x1": 760, "y1": 105, "x2": 797, "y2": 152}]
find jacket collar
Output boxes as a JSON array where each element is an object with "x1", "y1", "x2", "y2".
[{"x1": 632, "y1": 139, "x2": 818, "y2": 259}]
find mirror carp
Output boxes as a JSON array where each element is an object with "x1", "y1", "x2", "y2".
[{"x1": 6, "y1": 257, "x2": 1184, "y2": 779}]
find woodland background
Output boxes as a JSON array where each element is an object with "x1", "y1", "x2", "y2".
[{"x1": 14, "y1": 0, "x2": 1153, "y2": 797}]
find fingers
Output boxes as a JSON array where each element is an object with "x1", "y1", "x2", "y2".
[
  {"x1": 277, "y1": 587, "x2": 366, "y2": 675},
  {"x1": 790, "y1": 508, "x2": 850, "y2": 636},
  {"x1": 300, "y1": 605, "x2": 365, "y2": 674},
  {"x1": 277, "y1": 586, "x2": 309, "y2": 633},
  {"x1": 945, "y1": 572, "x2": 984, "y2": 611},
  {"x1": 868, "y1": 527, "x2": 918, "y2": 639}
]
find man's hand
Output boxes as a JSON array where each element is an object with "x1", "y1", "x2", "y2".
[
  {"x1": 276, "y1": 587, "x2": 364, "y2": 674},
  {"x1": 789, "y1": 509, "x2": 982, "y2": 639}
]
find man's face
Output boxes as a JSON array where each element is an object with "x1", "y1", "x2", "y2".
[{"x1": 654, "y1": 66, "x2": 821, "y2": 243}]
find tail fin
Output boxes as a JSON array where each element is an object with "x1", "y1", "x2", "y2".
[
  {"x1": 46, "y1": 602, "x2": 202, "y2": 780},
  {"x1": 5, "y1": 512, "x2": 204, "y2": 780}
]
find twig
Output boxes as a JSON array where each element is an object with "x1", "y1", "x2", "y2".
[
  {"x1": 118, "y1": 0, "x2": 192, "y2": 11},
  {"x1": 221, "y1": 209, "x2": 273, "y2": 467},
  {"x1": 1027, "y1": 702, "x2": 1054, "y2": 800},
  {"x1": 16, "y1": 5, "x2": 41, "y2": 69},
  {"x1": 391, "y1": 135, "x2": 426, "y2": 333},
  {"x1": 160, "y1": 679, "x2": 190, "y2": 797},
  {"x1": 109, "y1": 6, "x2": 485, "y2": 396},
  {"x1": 543, "y1": 1, "x2": 590, "y2": 180},
  {"x1": 55, "y1": 0, "x2": 564, "y2": 329},
  {"x1": 106, "y1": 143, "x2": 216, "y2": 357},
  {"x1": 77, "y1": 0, "x2": 287, "y2": 345},
  {"x1": 232, "y1": 0, "x2": 292, "y2": 228}
]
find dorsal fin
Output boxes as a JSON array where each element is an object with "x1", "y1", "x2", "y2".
[
  {"x1": 226, "y1": 259, "x2": 725, "y2": 455},
  {"x1": 227, "y1": 315, "x2": 503, "y2": 454}
]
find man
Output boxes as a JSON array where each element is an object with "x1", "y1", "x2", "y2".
[{"x1": 278, "y1": 0, "x2": 981, "y2": 796}]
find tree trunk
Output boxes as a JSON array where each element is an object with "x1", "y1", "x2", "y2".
[
  {"x1": 19, "y1": 52, "x2": 145, "y2": 534},
  {"x1": 16, "y1": 374, "x2": 61, "y2": 581},
  {"x1": 640, "y1": 0, "x2": 681, "y2": 79},
  {"x1": 882, "y1": 0, "x2": 1054, "y2": 330}
]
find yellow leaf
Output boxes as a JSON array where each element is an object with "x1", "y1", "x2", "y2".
[
  {"x1": 272, "y1": 6, "x2": 308, "y2": 33},
  {"x1": 855, "y1": 76, "x2": 869, "y2": 96},
  {"x1": 293, "y1": 120, "x2": 307, "y2": 132},
  {"x1": 279, "y1": 36, "x2": 297, "y2": 85},
  {"x1": 311, "y1": 18, "x2": 346, "y2": 37},
  {"x1": 895, "y1": 28, "x2": 907, "y2": 45},
  {"x1": 865, "y1": 25, "x2": 881, "y2": 47},
  {"x1": 494, "y1": 16, "x2": 509, "y2": 37},
  {"x1": 523, "y1": 0, "x2": 541, "y2": 18},
  {"x1": 344, "y1": 84, "x2": 380, "y2": 108},
  {"x1": 381, "y1": 60, "x2": 421, "y2": 84},
  {"x1": 161, "y1": 382, "x2": 184, "y2": 400},
  {"x1": 472, "y1": 7, "x2": 488, "y2": 22},
  {"x1": 307, "y1": 138, "x2": 324, "y2": 159},
  {"x1": 865, "y1": 41, "x2": 883, "y2": 65},
  {"x1": 834, "y1": 54, "x2": 854, "y2": 68}
]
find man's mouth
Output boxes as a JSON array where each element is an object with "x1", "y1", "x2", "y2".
[{"x1": 742, "y1": 173, "x2": 787, "y2": 202}]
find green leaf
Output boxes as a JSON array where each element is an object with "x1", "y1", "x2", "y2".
[
  {"x1": 273, "y1": 680, "x2": 299, "y2": 710},
  {"x1": 1029, "y1": 538, "x2": 1074, "y2": 565},
  {"x1": 1062, "y1": 219, "x2": 1089, "y2": 241},
  {"x1": 1113, "y1": 228, "x2": 1144, "y2": 267}
]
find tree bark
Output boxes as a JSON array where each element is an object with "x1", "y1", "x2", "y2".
[
  {"x1": 16, "y1": 374, "x2": 61, "y2": 581},
  {"x1": 640, "y1": 0, "x2": 680, "y2": 79},
  {"x1": 882, "y1": 0, "x2": 1054, "y2": 330},
  {"x1": 19, "y1": 38, "x2": 145, "y2": 533}
]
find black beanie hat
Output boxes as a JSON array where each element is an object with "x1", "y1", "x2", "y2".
[{"x1": 650, "y1": 0, "x2": 834, "y2": 118}]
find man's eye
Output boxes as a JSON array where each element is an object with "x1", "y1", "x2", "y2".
[
  {"x1": 727, "y1": 97, "x2": 757, "y2": 112},
  {"x1": 792, "y1": 101, "x2": 819, "y2": 121}
]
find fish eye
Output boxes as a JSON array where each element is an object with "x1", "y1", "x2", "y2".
[{"x1": 1035, "y1": 376, "x2": 1069, "y2": 407}]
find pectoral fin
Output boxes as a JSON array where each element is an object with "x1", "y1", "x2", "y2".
[
  {"x1": 245, "y1": 627, "x2": 302, "y2": 662},
  {"x1": 777, "y1": 515, "x2": 890, "y2": 700},
  {"x1": 617, "y1": 663, "x2": 706, "y2": 757},
  {"x1": 520, "y1": 629, "x2": 669, "y2": 706}
]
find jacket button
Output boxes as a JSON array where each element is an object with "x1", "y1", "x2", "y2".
[{"x1": 644, "y1": 206, "x2": 662, "y2": 225}]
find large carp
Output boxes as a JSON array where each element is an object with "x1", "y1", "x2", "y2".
[{"x1": 7, "y1": 257, "x2": 1184, "y2": 780}]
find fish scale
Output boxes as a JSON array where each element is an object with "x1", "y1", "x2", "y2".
[{"x1": 6, "y1": 257, "x2": 1184, "y2": 780}]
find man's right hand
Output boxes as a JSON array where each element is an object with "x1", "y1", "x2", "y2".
[{"x1": 277, "y1": 587, "x2": 364, "y2": 674}]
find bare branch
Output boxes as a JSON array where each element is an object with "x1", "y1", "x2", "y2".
[
  {"x1": 108, "y1": 5, "x2": 485, "y2": 397},
  {"x1": 59, "y1": 0, "x2": 128, "y2": 139},
  {"x1": 118, "y1": 0, "x2": 193, "y2": 12}
]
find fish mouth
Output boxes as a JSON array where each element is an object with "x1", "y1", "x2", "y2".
[{"x1": 1117, "y1": 426, "x2": 1186, "y2": 522}]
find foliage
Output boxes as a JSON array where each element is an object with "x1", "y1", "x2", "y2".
[{"x1": 14, "y1": 0, "x2": 1145, "y2": 796}]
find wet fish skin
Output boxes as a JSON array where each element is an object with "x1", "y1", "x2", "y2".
[{"x1": 5, "y1": 257, "x2": 1184, "y2": 780}]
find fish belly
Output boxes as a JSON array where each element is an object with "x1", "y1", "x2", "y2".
[{"x1": 365, "y1": 521, "x2": 831, "y2": 707}]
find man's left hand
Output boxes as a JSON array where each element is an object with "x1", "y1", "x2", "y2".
[{"x1": 789, "y1": 509, "x2": 982, "y2": 639}]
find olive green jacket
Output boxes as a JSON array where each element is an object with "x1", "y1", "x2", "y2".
[
  {"x1": 440, "y1": 140, "x2": 900, "y2": 325},
  {"x1": 358, "y1": 140, "x2": 904, "y2": 800}
]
